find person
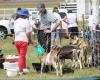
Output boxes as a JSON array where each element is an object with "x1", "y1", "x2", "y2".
[
  {"x1": 9, "y1": 14, "x2": 16, "y2": 34},
  {"x1": 9, "y1": 8, "x2": 22, "y2": 34},
  {"x1": 66, "y1": 10, "x2": 79, "y2": 44},
  {"x1": 16, "y1": 8, "x2": 22, "y2": 19},
  {"x1": 87, "y1": 11, "x2": 94, "y2": 47},
  {"x1": 96, "y1": 24, "x2": 100, "y2": 48},
  {"x1": 14, "y1": 8, "x2": 33, "y2": 75},
  {"x1": 51, "y1": 7, "x2": 62, "y2": 48},
  {"x1": 35, "y1": 3, "x2": 61, "y2": 53}
]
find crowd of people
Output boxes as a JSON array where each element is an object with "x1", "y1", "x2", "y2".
[{"x1": 12, "y1": 2, "x2": 80, "y2": 75}]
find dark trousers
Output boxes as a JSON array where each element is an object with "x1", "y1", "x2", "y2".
[
  {"x1": 68, "y1": 27, "x2": 79, "y2": 39},
  {"x1": 37, "y1": 30, "x2": 51, "y2": 53}
]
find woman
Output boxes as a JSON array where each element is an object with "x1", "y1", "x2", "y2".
[
  {"x1": 51, "y1": 7, "x2": 62, "y2": 48},
  {"x1": 14, "y1": 8, "x2": 33, "y2": 75}
]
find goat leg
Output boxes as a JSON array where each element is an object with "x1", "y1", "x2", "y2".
[
  {"x1": 48, "y1": 65, "x2": 51, "y2": 72},
  {"x1": 41, "y1": 63, "x2": 44, "y2": 75},
  {"x1": 52, "y1": 62, "x2": 59, "y2": 76},
  {"x1": 78, "y1": 59, "x2": 82, "y2": 69},
  {"x1": 59, "y1": 61, "x2": 63, "y2": 76}
]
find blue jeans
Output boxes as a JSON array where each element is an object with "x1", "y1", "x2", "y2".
[{"x1": 51, "y1": 30, "x2": 61, "y2": 40}]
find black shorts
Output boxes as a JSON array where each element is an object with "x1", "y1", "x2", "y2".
[
  {"x1": 68, "y1": 27, "x2": 79, "y2": 38},
  {"x1": 96, "y1": 30, "x2": 100, "y2": 43},
  {"x1": 96, "y1": 25, "x2": 100, "y2": 43}
]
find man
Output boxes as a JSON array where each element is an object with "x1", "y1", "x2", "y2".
[
  {"x1": 67, "y1": 10, "x2": 79, "y2": 44},
  {"x1": 35, "y1": 3, "x2": 61, "y2": 53}
]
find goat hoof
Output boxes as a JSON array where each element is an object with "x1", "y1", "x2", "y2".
[
  {"x1": 57, "y1": 73, "x2": 59, "y2": 76},
  {"x1": 60, "y1": 74, "x2": 63, "y2": 77},
  {"x1": 80, "y1": 67, "x2": 82, "y2": 70}
]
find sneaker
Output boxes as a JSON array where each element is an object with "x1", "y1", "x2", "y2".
[
  {"x1": 23, "y1": 68, "x2": 29, "y2": 73},
  {"x1": 18, "y1": 72, "x2": 23, "y2": 76}
]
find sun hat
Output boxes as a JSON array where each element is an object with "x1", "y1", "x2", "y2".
[
  {"x1": 17, "y1": 8, "x2": 31, "y2": 16},
  {"x1": 37, "y1": 2, "x2": 45, "y2": 9}
]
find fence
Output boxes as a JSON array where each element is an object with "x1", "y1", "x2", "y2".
[
  {"x1": 92, "y1": 30, "x2": 100, "y2": 67},
  {"x1": 59, "y1": 2, "x2": 77, "y2": 13},
  {"x1": 0, "y1": 8, "x2": 15, "y2": 19},
  {"x1": 84, "y1": 27, "x2": 100, "y2": 67},
  {"x1": 0, "y1": 8, "x2": 53, "y2": 19}
]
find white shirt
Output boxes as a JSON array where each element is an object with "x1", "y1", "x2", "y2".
[
  {"x1": 53, "y1": 12, "x2": 62, "y2": 21},
  {"x1": 67, "y1": 13, "x2": 77, "y2": 28},
  {"x1": 14, "y1": 18, "x2": 32, "y2": 42},
  {"x1": 88, "y1": 15, "x2": 96, "y2": 31},
  {"x1": 51, "y1": 12, "x2": 62, "y2": 30}
]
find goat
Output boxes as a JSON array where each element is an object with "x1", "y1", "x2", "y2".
[
  {"x1": 58, "y1": 45, "x2": 82, "y2": 69},
  {"x1": 40, "y1": 45, "x2": 82, "y2": 76},
  {"x1": 79, "y1": 40, "x2": 92, "y2": 68},
  {"x1": 40, "y1": 48, "x2": 63, "y2": 76},
  {"x1": 71, "y1": 36, "x2": 92, "y2": 68}
]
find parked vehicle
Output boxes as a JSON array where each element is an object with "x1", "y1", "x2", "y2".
[
  {"x1": 0, "y1": 19, "x2": 12, "y2": 40},
  {"x1": 0, "y1": 14, "x2": 17, "y2": 40},
  {"x1": 0, "y1": 9, "x2": 68, "y2": 40}
]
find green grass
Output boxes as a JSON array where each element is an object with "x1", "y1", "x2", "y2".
[
  {"x1": 0, "y1": 2, "x2": 99, "y2": 79},
  {"x1": 0, "y1": 2, "x2": 59, "y2": 8},
  {"x1": 0, "y1": 37, "x2": 100, "y2": 79}
]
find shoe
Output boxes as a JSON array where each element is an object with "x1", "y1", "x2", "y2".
[
  {"x1": 18, "y1": 72, "x2": 23, "y2": 76},
  {"x1": 23, "y1": 68, "x2": 29, "y2": 73}
]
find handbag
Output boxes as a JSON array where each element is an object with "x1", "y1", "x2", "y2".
[{"x1": 35, "y1": 45, "x2": 45, "y2": 56}]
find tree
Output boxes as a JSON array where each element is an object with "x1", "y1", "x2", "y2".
[{"x1": 92, "y1": 0, "x2": 99, "y2": 26}]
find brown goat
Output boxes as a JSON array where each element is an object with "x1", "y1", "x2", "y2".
[
  {"x1": 58, "y1": 45, "x2": 82, "y2": 69},
  {"x1": 79, "y1": 40, "x2": 92, "y2": 67},
  {"x1": 40, "y1": 45, "x2": 82, "y2": 76}
]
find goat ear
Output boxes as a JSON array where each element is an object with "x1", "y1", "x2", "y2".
[
  {"x1": 57, "y1": 47, "x2": 61, "y2": 55},
  {"x1": 51, "y1": 46, "x2": 56, "y2": 50}
]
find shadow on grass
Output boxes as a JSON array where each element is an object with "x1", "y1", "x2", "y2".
[
  {"x1": 32, "y1": 63, "x2": 74, "y2": 74},
  {"x1": 70, "y1": 76, "x2": 100, "y2": 80}
]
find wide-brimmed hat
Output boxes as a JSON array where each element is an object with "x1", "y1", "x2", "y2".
[
  {"x1": 17, "y1": 8, "x2": 31, "y2": 16},
  {"x1": 37, "y1": 3, "x2": 45, "y2": 9}
]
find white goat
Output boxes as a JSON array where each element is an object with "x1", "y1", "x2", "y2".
[{"x1": 40, "y1": 49, "x2": 63, "y2": 76}]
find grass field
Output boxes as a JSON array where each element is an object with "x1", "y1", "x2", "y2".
[
  {"x1": 0, "y1": 2, "x2": 59, "y2": 8},
  {"x1": 0, "y1": 37, "x2": 100, "y2": 80},
  {"x1": 0, "y1": 1, "x2": 100, "y2": 80}
]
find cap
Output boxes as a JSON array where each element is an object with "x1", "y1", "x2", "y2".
[{"x1": 37, "y1": 2, "x2": 45, "y2": 9}]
